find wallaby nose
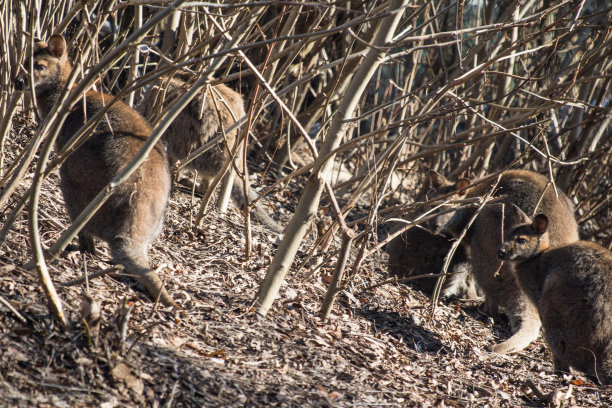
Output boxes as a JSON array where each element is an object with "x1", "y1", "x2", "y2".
[
  {"x1": 13, "y1": 76, "x2": 25, "y2": 91},
  {"x1": 497, "y1": 248, "x2": 506, "y2": 259}
]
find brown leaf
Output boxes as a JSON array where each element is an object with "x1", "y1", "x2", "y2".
[{"x1": 111, "y1": 363, "x2": 144, "y2": 396}]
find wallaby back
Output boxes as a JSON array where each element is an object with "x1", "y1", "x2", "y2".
[
  {"x1": 387, "y1": 226, "x2": 475, "y2": 299},
  {"x1": 500, "y1": 208, "x2": 612, "y2": 384},
  {"x1": 14, "y1": 35, "x2": 180, "y2": 310},
  {"x1": 431, "y1": 169, "x2": 579, "y2": 353},
  {"x1": 140, "y1": 76, "x2": 244, "y2": 193}
]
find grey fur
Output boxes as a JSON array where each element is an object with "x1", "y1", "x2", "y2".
[{"x1": 500, "y1": 207, "x2": 612, "y2": 383}]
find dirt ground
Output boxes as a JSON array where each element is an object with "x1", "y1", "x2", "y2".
[{"x1": 1, "y1": 114, "x2": 611, "y2": 407}]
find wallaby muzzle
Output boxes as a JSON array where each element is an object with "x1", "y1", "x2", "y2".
[{"x1": 13, "y1": 74, "x2": 26, "y2": 91}]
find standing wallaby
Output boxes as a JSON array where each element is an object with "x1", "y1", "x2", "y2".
[
  {"x1": 499, "y1": 205, "x2": 612, "y2": 384},
  {"x1": 430, "y1": 169, "x2": 579, "y2": 353},
  {"x1": 387, "y1": 226, "x2": 476, "y2": 299},
  {"x1": 13, "y1": 35, "x2": 181, "y2": 310},
  {"x1": 140, "y1": 76, "x2": 283, "y2": 232}
]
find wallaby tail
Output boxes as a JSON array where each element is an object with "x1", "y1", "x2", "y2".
[
  {"x1": 231, "y1": 179, "x2": 284, "y2": 233},
  {"x1": 490, "y1": 313, "x2": 541, "y2": 354}
]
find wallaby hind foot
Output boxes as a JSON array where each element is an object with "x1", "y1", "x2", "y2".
[{"x1": 110, "y1": 239, "x2": 182, "y2": 312}]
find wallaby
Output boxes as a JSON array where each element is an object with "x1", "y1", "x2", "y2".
[
  {"x1": 13, "y1": 35, "x2": 181, "y2": 310},
  {"x1": 139, "y1": 76, "x2": 283, "y2": 233},
  {"x1": 430, "y1": 169, "x2": 579, "y2": 353},
  {"x1": 499, "y1": 205, "x2": 612, "y2": 384},
  {"x1": 388, "y1": 171, "x2": 474, "y2": 298},
  {"x1": 387, "y1": 225, "x2": 476, "y2": 299}
]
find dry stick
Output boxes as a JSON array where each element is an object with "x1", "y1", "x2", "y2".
[
  {"x1": 339, "y1": 136, "x2": 410, "y2": 295},
  {"x1": 0, "y1": 94, "x2": 21, "y2": 176},
  {"x1": 0, "y1": 293, "x2": 27, "y2": 324},
  {"x1": 203, "y1": 84, "x2": 239, "y2": 214},
  {"x1": 186, "y1": 11, "x2": 268, "y2": 226},
  {"x1": 25, "y1": 24, "x2": 92, "y2": 327},
  {"x1": 447, "y1": 91, "x2": 586, "y2": 166},
  {"x1": 201, "y1": 12, "x2": 345, "y2": 242},
  {"x1": 126, "y1": 4, "x2": 143, "y2": 108},
  {"x1": 237, "y1": 8, "x2": 291, "y2": 258},
  {"x1": 0, "y1": 190, "x2": 28, "y2": 245},
  {"x1": 319, "y1": 230, "x2": 354, "y2": 320},
  {"x1": 58, "y1": 266, "x2": 124, "y2": 287},
  {"x1": 53, "y1": 0, "x2": 90, "y2": 35},
  {"x1": 360, "y1": 271, "x2": 466, "y2": 294},
  {"x1": 255, "y1": 0, "x2": 409, "y2": 318}
]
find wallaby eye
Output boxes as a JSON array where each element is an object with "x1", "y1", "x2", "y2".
[
  {"x1": 517, "y1": 238, "x2": 527, "y2": 245},
  {"x1": 34, "y1": 63, "x2": 46, "y2": 71}
]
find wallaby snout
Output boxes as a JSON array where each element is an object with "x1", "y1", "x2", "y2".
[
  {"x1": 13, "y1": 74, "x2": 26, "y2": 91},
  {"x1": 497, "y1": 248, "x2": 507, "y2": 260}
]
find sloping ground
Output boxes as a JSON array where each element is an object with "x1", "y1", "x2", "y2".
[{"x1": 1, "y1": 116, "x2": 611, "y2": 407}]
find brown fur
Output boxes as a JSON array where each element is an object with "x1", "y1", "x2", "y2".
[
  {"x1": 499, "y1": 206, "x2": 612, "y2": 384},
  {"x1": 140, "y1": 77, "x2": 282, "y2": 232},
  {"x1": 14, "y1": 35, "x2": 180, "y2": 310},
  {"x1": 431, "y1": 169, "x2": 579, "y2": 353},
  {"x1": 140, "y1": 76, "x2": 244, "y2": 195},
  {"x1": 387, "y1": 226, "x2": 476, "y2": 299}
]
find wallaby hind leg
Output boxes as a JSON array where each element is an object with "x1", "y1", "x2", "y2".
[
  {"x1": 597, "y1": 360, "x2": 612, "y2": 386},
  {"x1": 109, "y1": 237, "x2": 181, "y2": 311},
  {"x1": 553, "y1": 356, "x2": 571, "y2": 376}
]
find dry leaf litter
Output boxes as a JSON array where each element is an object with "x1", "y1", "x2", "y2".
[{"x1": 0, "y1": 113, "x2": 610, "y2": 407}]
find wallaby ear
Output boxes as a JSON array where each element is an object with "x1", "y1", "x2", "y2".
[
  {"x1": 508, "y1": 203, "x2": 530, "y2": 227},
  {"x1": 429, "y1": 170, "x2": 446, "y2": 189},
  {"x1": 47, "y1": 35, "x2": 67, "y2": 58},
  {"x1": 454, "y1": 178, "x2": 470, "y2": 196},
  {"x1": 533, "y1": 214, "x2": 549, "y2": 236}
]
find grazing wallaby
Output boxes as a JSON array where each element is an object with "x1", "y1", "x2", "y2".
[
  {"x1": 13, "y1": 35, "x2": 181, "y2": 310},
  {"x1": 499, "y1": 206, "x2": 612, "y2": 384},
  {"x1": 387, "y1": 226, "x2": 476, "y2": 299},
  {"x1": 140, "y1": 76, "x2": 283, "y2": 232},
  {"x1": 430, "y1": 169, "x2": 579, "y2": 353}
]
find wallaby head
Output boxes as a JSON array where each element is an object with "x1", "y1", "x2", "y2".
[
  {"x1": 427, "y1": 170, "x2": 470, "y2": 231},
  {"x1": 14, "y1": 35, "x2": 71, "y2": 98},
  {"x1": 497, "y1": 204, "x2": 551, "y2": 262},
  {"x1": 428, "y1": 170, "x2": 470, "y2": 198}
]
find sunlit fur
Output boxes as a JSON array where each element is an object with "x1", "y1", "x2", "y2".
[{"x1": 139, "y1": 76, "x2": 282, "y2": 232}]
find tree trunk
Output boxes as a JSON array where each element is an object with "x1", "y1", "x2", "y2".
[{"x1": 254, "y1": 0, "x2": 409, "y2": 317}]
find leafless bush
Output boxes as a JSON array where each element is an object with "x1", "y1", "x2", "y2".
[{"x1": 0, "y1": 0, "x2": 610, "y2": 319}]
